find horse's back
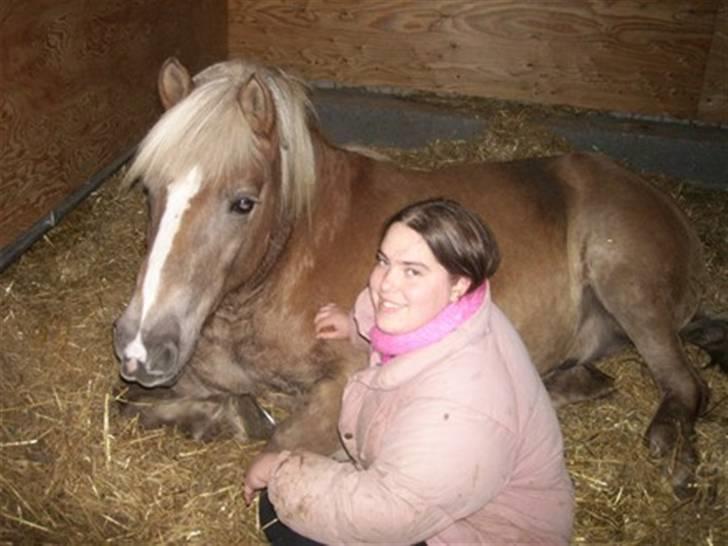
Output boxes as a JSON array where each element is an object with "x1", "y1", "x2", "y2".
[
  {"x1": 546, "y1": 153, "x2": 705, "y2": 322},
  {"x1": 354, "y1": 152, "x2": 705, "y2": 369}
]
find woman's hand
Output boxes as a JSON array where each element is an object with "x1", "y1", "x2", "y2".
[
  {"x1": 314, "y1": 303, "x2": 351, "y2": 339},
  {"x1": 243, "y1": 451, "x2": 284, "y2": 505}
]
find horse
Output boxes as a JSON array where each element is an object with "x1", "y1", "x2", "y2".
[{"x1": 112, "y1": 57, "x2": 726, "y2": 497}]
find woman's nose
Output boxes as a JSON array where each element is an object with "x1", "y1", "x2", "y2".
[{"x1": 380, "y1": 267, "x2": 398, "y2": 291}]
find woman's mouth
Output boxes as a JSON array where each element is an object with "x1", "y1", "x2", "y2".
[{"x1": 377, "y1": 299, "x2": 404, "y2": 313}]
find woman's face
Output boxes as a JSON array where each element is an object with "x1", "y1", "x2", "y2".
[{"x1": 368, "y1": 222, "x2": 470, "y2": 335}]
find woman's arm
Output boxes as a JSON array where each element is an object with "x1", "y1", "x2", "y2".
[
  {"x1": 315, "y1": 288, "x2": 373, "y2": 350},
  {"x1": 267, "y1": 388, "x2": 517, "y2": 544},
  {"x1": 314, "y1": 303, "x2": 353, "y2": 339}
]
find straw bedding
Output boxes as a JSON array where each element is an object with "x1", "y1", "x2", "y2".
[{"x1": 1, "y1": 101, "x2": 726, "y2": 544}]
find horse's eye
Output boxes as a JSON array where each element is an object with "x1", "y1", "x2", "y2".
[{"x1": 231, "y1": 197, "x2": 257, "y2": 215}]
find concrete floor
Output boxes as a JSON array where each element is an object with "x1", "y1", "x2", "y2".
[{"x1": 313, "y1": 88, "x2": 728, "y2": 190}]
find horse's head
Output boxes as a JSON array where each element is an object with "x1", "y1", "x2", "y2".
[{"x1": 113, "y1": 58, "x2": 316, "y2": 387}]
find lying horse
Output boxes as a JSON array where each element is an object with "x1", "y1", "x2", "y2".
[{"x1": 113, "y1": 57, "x2": 726, "y2": 496}]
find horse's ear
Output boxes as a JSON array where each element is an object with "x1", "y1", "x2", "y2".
[
  {"x1": 158, "y1": 57, "x2": 193, "y2": 110},
  {"x1": 238, "y1": 74, "x2": 275, "y2": 136}
]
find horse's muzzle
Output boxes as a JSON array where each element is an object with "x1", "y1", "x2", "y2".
[
  {"x1": 119, "y1": 342, "x2": 179, "y2": 387},
  {"x1": 113, "y1": 316, "x2": 182, "y2": 388}
]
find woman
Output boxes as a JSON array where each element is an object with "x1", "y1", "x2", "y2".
[{"x1": 244, "y1": 198, "x2": 574, "y2": 545}]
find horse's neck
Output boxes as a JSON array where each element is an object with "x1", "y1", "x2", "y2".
[
  {"x1": 307, "y1": 132, "x2": 367, "y2": 240},
  {"x1": 243, "y1": 205, "x2": 295, "y2": 295},
  {"x1": 265, "y1": 134, "x2": 367, "y2": 298},
  {"x1": 312, "y1": 132, "x2": 398, "y2": 202}
]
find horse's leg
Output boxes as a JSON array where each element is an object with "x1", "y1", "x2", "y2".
[
  {"x1": 635, "y1": 331, "x2": 707, "y2": 497},
  {"x1": 118, "y1": 369, "x2": 275, "y2": 441},
  {"x1": 681, "y1": 313, "x2": 728, "y2": 373},
  {"x1": 262, "y1": 361, "x2": 352, "y2": 456},
  {"x1": 590, "y1": 280, "x2": 709, "y2": 497},
  {"x1": 543, "y1": 291, "x2": 628, "y2": 406},
  {"x1": 543, "y1": 361, "x2": 616, "y2": 407}
]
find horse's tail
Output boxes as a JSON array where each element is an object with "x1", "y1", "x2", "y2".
[{"x1": 681, "y1": 311, "x2": 728, "y2": 373}]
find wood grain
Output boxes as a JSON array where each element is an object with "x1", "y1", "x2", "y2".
[
  {"x1": 0, "y1": 0, "x2": 227, "y2": 251},
  {"x1": 698, "y1": 0, "x2": 728, "y2": 121},
  {"x1": 227, "y1": 0, "x2": 721, "y2": 121},
  {"x1": 3, "y1": 0, "x2": 724, "y2": 255}
]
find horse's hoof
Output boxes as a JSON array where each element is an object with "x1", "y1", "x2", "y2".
[
  {"x1": 114, "y1": 388, "x2": 143, "y2": 419},
  {"x1": 543, "y1": 363, "x2": 616, "y2": 408},
  {"x1": 229, "y1": 395, "x2": 276, "y2": 440},
  {"x1": 644, "y1": 392, "x2": 700, "y2": 461},
  {"x1": 670, "y1": 460, "x2": 698, "y2": 500},
  {"x1": 113, "y1": 383, "x2": 162, "y2": 420},
  {"x1": 644, "y1": 418, "x2": 677, "y2": 459},
  {"x1": 650, "y1": 428, "x2": 701, "y2": 499}
]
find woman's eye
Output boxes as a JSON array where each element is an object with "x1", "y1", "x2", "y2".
[
  {"x1": 405, "y1": 268, "x2": 421, "y2": 277},
  {"x1": 230, "y1": 197, "x2": 257, "y2": 215}
]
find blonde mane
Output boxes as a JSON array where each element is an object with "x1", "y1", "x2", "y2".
[{"x1": 125, "y1": 59, "x2": 316, "y2": 219}]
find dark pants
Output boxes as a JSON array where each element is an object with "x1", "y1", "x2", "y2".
[
  {"x1": 258, "y1": 490, "x2": 324, "y2": 545},
  {"x1": 258, "y1": 490, "x2": 427, "y2": 546}
]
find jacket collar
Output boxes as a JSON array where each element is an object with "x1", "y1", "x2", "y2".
[{"x1": 361, "y1": 286, "x2": 493, "y2": 390}]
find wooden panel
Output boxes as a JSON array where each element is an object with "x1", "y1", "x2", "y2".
[
  {"x1": 698, "y1": 0, "x2": 728, "y2": 121},
  {"x1": 0, "y1": 0, "x2": 227, "y2": 251},
  {"x1": 228, "y1": 0, "x2": 721, "y2": 121}
]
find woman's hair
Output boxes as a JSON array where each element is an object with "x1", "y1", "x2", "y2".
[{"x1": 380, "y1": 198, "x2": 500, "y2": 292}]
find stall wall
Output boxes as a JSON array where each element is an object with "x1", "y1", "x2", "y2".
[
  {"x1": 228, "y1": 0, "x2": 728, "y2": 123},
  {"x1": 0, "y1": 0, "x2": 226, "y2": 253},
  {"x1": 3, "y1": 0, "x2": 726, "y2": 263},
  {"x1": 699, "y1": 1, "x2": 728, "y2": 120}
]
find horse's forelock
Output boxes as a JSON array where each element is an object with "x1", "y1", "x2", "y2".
[{"x1": 125, "y1": 60, "x2": 317, "y2": 220}]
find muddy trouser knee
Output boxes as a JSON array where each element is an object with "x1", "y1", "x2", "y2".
[{"x1": 258, "y1": 490, "x2": 427, "y2": 545}]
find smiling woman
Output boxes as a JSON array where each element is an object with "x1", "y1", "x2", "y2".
[
  {"x1": 369, "y1": 222, "x2": 468, "y2": 335},
  {"x1": 245, "y1": 198, "x2": 574, "y2": 545},
  {"x1": 368, "y1": 199, "x2": 500, "y2": 335}
]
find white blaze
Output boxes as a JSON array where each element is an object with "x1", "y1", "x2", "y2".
[
  {"x1": 126, "y1": 333, "x2": 147, "y2": 363},
  {"x1": 123, "y1": 166, "x2": 203, "y2": 361}
]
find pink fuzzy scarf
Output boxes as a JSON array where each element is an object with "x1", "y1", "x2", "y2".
[{"x1": 369, "y1": 282, "x2": 486, "y2": 364}]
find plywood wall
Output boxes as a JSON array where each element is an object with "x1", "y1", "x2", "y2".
[
  {"x1": 698, "y1": 1, "x2": 728, "y2": 122},
  {"x1": 228, "y1": 0, "x2": 727, "y2": 123},
  {"x1": 3, "y1": 0, "x2": 725, "y2": 263},
  {"x1": 0, "y1": 0, "x2": 227, "y2": 254}
]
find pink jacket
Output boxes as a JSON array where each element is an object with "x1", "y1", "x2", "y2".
[{"x1": 268, "y1": 288, "x2": 574, "y2": 545}]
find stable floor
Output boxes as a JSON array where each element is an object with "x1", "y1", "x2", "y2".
[{"x1": 313, "y1": 88, "x2": 728, "y2": 190}]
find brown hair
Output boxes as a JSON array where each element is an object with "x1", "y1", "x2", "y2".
[{"x1": 381, "y1": 198, "x2": 500, "y2": 292}]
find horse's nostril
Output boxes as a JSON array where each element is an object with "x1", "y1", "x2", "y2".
[
  {"x1": 163, "y1": 342, "x2": 178, "y2": 364},
  {"x1": 160, "y1": 341, "x2": 179, "y2": 372},
  {"x1": 144, "y1": 339, "x2": 180, "y2": 377}
]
